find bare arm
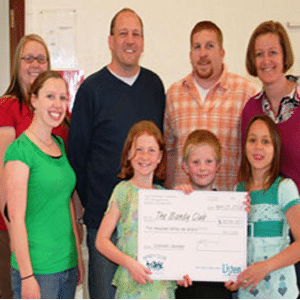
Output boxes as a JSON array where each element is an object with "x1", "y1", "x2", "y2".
[
  {"x1": 233, "y1": 204, "x2": 300, "y2": 291},
  {"x1": 5, "y1": 160, "x2": 40, "y2": 298},
  {"x1": 70, "y1": 197, "x2": 84, "y2": 285},
  {"x1": 72, "y1": 190, "x2": 84, "y2": 244},
  {"x1": 0, "y1": 127, "x2": 16, "y2": 222},
  {"x1": 96, "y1": 202, "x2": 152, "y2": 285}
]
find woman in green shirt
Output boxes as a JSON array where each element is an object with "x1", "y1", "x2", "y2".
[{"x1": 4, "y1": 70, "x2": 84, "y2": 299}]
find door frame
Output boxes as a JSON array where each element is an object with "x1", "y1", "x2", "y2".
[{"x1": 9, "y1": 0, "x2": 25, "y2": 75}]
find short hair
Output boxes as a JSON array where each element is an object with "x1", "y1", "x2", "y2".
[
  {"x1": 190, "y1": 21, "x2": 223, "y2": 48},
  {"x1": 4, "y1": 34, "x2": 50, "y2": 108},
  {"x1": 182, "y1": 129, "x2": 222, "y2": 164},
  {"x1": 118, "y1": 121, "x2": 166, "y2": 181},
  {"x1": 239, "y1": 114, "x2": 282, "y2": 191},
  {"x1": 29, "y1": 70, "x2": 70, "y2": 126},
  {"x1": 246, "y1": 21, "x2": 294, "y2": 76},
  {"x1": 110, "y1": 8, "x2": 144, "y2": 37}
]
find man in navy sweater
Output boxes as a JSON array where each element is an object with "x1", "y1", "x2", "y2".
[{"x1": 68, "y1": 8, "x2": 165, "y2": 299}]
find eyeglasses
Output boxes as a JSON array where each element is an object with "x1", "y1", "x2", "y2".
[{"x1": 21, "y1": 55, "x2": 48, "y2": 64}]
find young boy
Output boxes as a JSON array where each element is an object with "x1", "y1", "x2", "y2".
[{"x1": 175, "y1": 129, "x2": 232, "y2": 299}]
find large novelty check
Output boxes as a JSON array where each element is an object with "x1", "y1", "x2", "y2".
[{"x1": 138, "y1": 190, "x2": 247, "y2": 282}]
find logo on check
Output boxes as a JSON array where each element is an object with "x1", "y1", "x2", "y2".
[
  {"x1": 222, "y1": 263, "x2": 241, "y2": 276},
  {"x1": 143, "y1": 254, "x2": 166, "y2": 272}
]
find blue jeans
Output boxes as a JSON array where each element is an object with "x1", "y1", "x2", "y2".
[
  {"x1": 11, "y1": 267, "x2": 78, "y2": 299},
  {"x1": 87, "y1": 227, "x2": 118, "y2": 299}
]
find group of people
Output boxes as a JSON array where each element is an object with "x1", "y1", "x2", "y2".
[{"x1": 0, "y1": 6, "x2": 300, "y2": 300}]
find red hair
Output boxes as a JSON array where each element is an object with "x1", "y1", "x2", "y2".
[{"x1": 118, "y1": 121, "x2": 166, "y2": 181}]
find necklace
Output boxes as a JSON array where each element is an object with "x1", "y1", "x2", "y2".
[{"x1": 27, "y1": 129, "x2": 54, "y2": 147}]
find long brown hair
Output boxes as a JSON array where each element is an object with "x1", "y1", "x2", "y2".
[
  {"x1": 118, "y1": 120, "x2": 166, "y2": 181},
  {"x1": 29, "y1": 70, "x2": 70, "y2": 126},
  {"x1": 239, "y1": 114, "x2": 282, "y2": 191},
  {"x1": 4, "y1": 34, "x2": 50, "y2": 109}
]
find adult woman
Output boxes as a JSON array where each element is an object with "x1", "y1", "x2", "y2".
[
  {"x1": 0, "y1": 34, "x2": 73, "y2": 299},
  {"x1": 241, "y1": 20, "x2": 300, "y2": 295},
  {"x1": 241, "y1": 21, "x2": 300, "y2": 191},
  {"x1": 0, "y1": 34, "x2": 54, "y2": 299},
  {"x1": 4, "y1": 70, "x2": 83, "y2": 299}
]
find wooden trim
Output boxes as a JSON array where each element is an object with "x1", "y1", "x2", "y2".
[{"x1": 9, "y1": 0, "x2": 25, "y2": 75}]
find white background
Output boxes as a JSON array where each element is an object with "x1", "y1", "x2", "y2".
[{"x1": 24, "y1": 0, "x2": 300, "y2": 90}]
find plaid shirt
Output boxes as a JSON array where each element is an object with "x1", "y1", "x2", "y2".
[{"x1": 164, "y1": 67, "x2": 257, "y2": 191}]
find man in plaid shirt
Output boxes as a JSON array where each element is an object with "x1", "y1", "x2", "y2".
[{"x1": 164, "y1": 21, "x2": 258, "y2": 191}]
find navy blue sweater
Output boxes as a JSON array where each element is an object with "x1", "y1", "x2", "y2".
[{"x1": 68, "y1": 67, "x2": 165, "y2": 229}]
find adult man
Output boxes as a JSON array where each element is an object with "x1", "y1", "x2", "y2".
[
  {"x1": 68, "y1": 8, "x2": 165, "y2": 299},
  {"x1": 164, "y1": 21, "x2": 257, "y2": 194}
]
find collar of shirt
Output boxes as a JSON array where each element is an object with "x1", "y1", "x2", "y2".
[{"x1": 255, "y1": 84, "x2": 300, "y2": 123}]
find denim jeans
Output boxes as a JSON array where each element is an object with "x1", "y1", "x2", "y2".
[
  {"x1": 87, "y1": 227, "x2": 117, "y2": 299},
  {"x1": 11, "y1": 267, "x2": 78, "y2": 299}
]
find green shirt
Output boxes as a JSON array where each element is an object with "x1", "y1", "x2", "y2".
[
  {"x1": 108, "y1": 181, "x2": 177, "y2": 298},
  {"x1": 236, "y1": 177, "x2": 300, "y2": 298},
  {"x1": 4, "y1": 133, "x2": 77, "y2": 274}
]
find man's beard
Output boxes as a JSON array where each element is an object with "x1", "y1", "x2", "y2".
[{"x1": 194, "y1": 66, "x2": 213, "y2": 79}]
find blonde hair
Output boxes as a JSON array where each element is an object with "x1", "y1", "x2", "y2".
[
  {"x1": 182, "y1": 129, "x2": 222, "y2": 164},
  {"x1": 4, "y1": 34, "x2": 50, "y2": 109}
]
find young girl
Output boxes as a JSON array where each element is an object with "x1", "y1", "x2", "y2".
[
  {"x1": 96, "y1": 120, "x2": 190, "y2": 299},
  {"x1": 225, "y1": 114, "x2": 300, "y2": 298},
  {"x1": 4, "y1": 71, "x2": 83, "y2": 299}
]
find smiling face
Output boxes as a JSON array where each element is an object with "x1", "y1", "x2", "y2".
[
  {"x1": 108, "y1": 11, "x2": 144, "y2": 76},
  {"x1": 183, "y1": 144, "x2": 219, "y2": 190},
  {"x1": 255, "y1": 33, "x2": 285, "y2": 86},
  {"x1": 20, "y1": 41, "x2": 49, "y2": 90},
  {"x1": 190, "y1": 29, "x2": 225, "y2": 87},
  {"x1": 31, "y1": 78, "x2": 68, "y2": 129},
  {"x1": 129, "y1": 133, "x2": 162, "y2": 181},
  {"x1": 246, "y1": 119, "x2": 275, "y2": 176}
]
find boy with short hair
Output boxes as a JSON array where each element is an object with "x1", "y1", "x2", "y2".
[{"x1": 176, "y1": 129, "x2": 232, "y2": 299}]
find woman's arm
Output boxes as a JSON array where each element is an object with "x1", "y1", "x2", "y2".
[
  {"x1": 0, "y1": 127, "x2": 16, "y2": 223},
  {"x1": 72, "y1": 190, "x2": 84, "y2": 244},
  {"x1": 96, "y1": 202, "x2": 152, "y2": 285},
  {"x1": 235, "y1": 204, "x2": 300, "y2": 291},
  {"x1": 70, "y1": 196, "x2": 84, "y2": 285},
  {"x1": 5, "y1": 160, "x2": 40, "y2": 298}
]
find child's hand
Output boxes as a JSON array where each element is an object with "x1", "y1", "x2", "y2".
[
  {"x1": 236, "y1": 261, "x2": 270, "y2": 291},
  {"x1": 175, "y1": 184, "x2": 194, "y2": 195},
  {"x1": 177, "y1": 274, "x2": 192, "y2": 287},
  {"x1": 243, "y1": 193, "x2": 251, "y2": 214},
  {"x1": 224, "y1": 279, "x2": 239, "y2": 292},
  {"x1": 126, "y1": 258, "x2": 153, "y2": 285}
]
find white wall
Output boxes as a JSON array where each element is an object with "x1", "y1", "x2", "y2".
[
  {"x1": 25, "y1": 0, "x2": 300, "y2": 90},
  {"x1": 0, "y1": 0, "x2": 10, "y2": 96}
]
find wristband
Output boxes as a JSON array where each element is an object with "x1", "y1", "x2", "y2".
[
  {"x1": 21, "y1": 274, "x2": 34, "y2": 281},
  {"x1": 77, "y1": 218, "x2": 84, "y2": 225}
]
